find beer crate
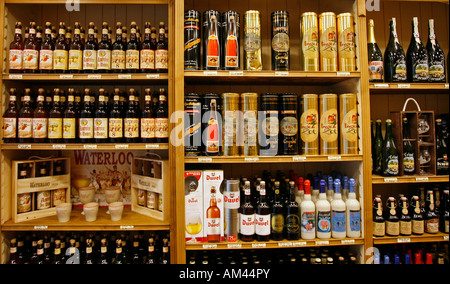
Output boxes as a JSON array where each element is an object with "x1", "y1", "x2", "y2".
[
  {"x1": 391, "y1": 98, "x2": 436, "y2": 176},
  {"x1": 131, "y1": 157, "x2": 169, "y2": 221},
  {"x1": 12, "y1": 157, "x2": 71, "y2": 223}
]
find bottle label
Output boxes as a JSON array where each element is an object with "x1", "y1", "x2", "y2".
[
  {"x1": 373, "y1": 221, "x2": 386, "y2": 237},
  {"x1": 386, "y1": 155, "x2": 399, "y2": 175},
  {"x1": 141, "y1": 118, "x2": 155, "y2": 139},
  {"x1": 224, "y1": 191, "x2": 240, "y2": 209},
  {"x1": 109, "y1": 118, "x2": 123, "y2": 138},
  {"x1": 206, "y1": 117, "x2": 219, "y2": 154},
  {"x1": 69, "y1": 50, "x2": 83, "y2": 70},
  {"x1": 244, "y1": 32, "x2": 261, "y2": 52},
  {"x1": 300, "y1": 109, "x2": 319, "y2": 143},
  {"x1": 9, "y1": 49, "x2": 23, "y2": 70},
  {"x1": 386, "y1": 221, "x2": 400, "y2": 236},
  {"x1": 412, "y1": 219, "x2": 424, "y2": 235},
  {"x1": 437, "y1": 155, "x2": 449, "y2": 171},
  {"x1": 126, "y1": 50, "x2": 140, "y2": 69},
  {"x1": 393, "y1": 60, "x2": 407, "y2": 81},
  {"x1": 400, "y1": 220, "x2": 412, "y2": 235},
  {"x1": 300, "y1": 211, "x2": 315, "y2": 234},
  {"x1": 18, "y1": 118, "x2": 33, "y2": 138},
  {"x1": 369, "y1": 61, "x2": 384, "y2": 81},
  {"x1": 111, "y1": 50, "x2": 126, "y2": 70},
  {"x1": 23, "y1": 49, "x2": 39, "y2": 70},
  {"x1": 48, "y1": 118, "x2": 63, "y2": 139},
  {"x1": 225, "y1": 55, "x2": 238, "y2": 68},
  {"x1": 429, "y1": 63, "x2": 445, "y2": 82},
  {"x1": 240, "y1": 214, "x2": 255, "y2": 236},
  {"x1": 403, "y1": 153, "x2": 415, "y2": 173},
  {"x1": 255, "y1": 214, "x2": 271, "y2": 236},
  {"x1": 97, "y1": 49, "x2": 111, "y2": 70},
  {"x1": 53, "y1": 50, "x2": 68, "y2": 70},
  {"x1": 155, "y1": 49, "x2": 168, "y2": 69},
  {"x1": 425, "y1": 218, "x2": 439, "y2": 234},
  {"x1": 224, "y1": 111, "x2": 236, "y2": 147},
  {"x1": 18, "y1": 193, "x2": 32, "y2": 213},
  {"x1": 243, "y1": 111, "x2": 258, "y2": 147},
  {"x1": 271, "y1": 213, "x2": 285, "y2": 234},
  {"x1": 320, "y1": 27, "x2": 337, "y2": 59},
  {"x1": 280, "y1": 115, "x2": 298, "y2": 137},
  {"x1": 349, "y1": 210, "x2": 361, "y2": 232},
  {"x1": 302, "y1": 27, "x2": 319, "y2": 58},
  {"x1": 124, "y1": 118, "x2": 139, "y2": 138},
  {"x1": 3, "y1": 118, "x2": 17, "y2": 138},
  {"x1": 320, "y1": 109, "x2": 338, "y2": 142},
  {"x1": 32, "y1": 118, "x2": 48, "y2": 139},
  {"x1": 140, "y1": 49, "x2": 155, "y2": 70},
  {"x1": 63, "y1": 118, "x2": 76, "y2": 139},
  {"x1": 38, "y1": 49, "x2": 53, "y2": 70},
  {"x1": 36, "y1": 191, "x2": 51, "y2": 210},
  {"x1": 206, "y1": 217, "x2": 220, "y2": 236},
  {"x1": 79, "y1": 118, "x2": 94, "y2": 138},
  {"x1": 83, "y1": 50, "x2": 97, "y2": 70},
  {"x1": 338, "y1": 28, "x2": 355, "y2": 59},
  {"x1": 94, "y1": 118, "x2": 108, "y2": 139},
  {"x1": 342, "y1": 109, "x2": 358, "y2": 142},
  {"x1": 262, "y1": 115, "x2": 279, "y2": 137},
  {"x1": 317, "y1": 211, "x2": 331, "y2": 233},
  {"x1": 332, "y1": 210, "x2": 346, "y2": 233},
  {"x1": 155, "y1": 118, "x2": 169, "y2": 138},
  {"x1": 413, "y1": 61, "x2": 429, "y2": 81}
]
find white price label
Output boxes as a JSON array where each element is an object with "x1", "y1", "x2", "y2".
[
  {"x1": 53, "y1": 144, "x2": 67, "y2": 149},
  {"x1": 227, "y1": 244, "x2": 242, "y2": 249},
  {"x1": 245, "y1": 157, "x2": 259, "y2": 162},
  {"x1": 328, "y1": 156, "x2": 342, "y2": 161},
  {"x1": 444, "y1": 236, "x2": 449, "y2": 241},
  {"x1": 397, "y1": 238, "x2": 411, "y2": 243},
  {"x1": 278, "y1": 242, "x2": 293, "y2": 247},
  {"x1": 229, "y1": 71, "x2": 243, "y2": 76},
  {"x1": 374, "y1": 84, "x2": 389, "y2": 88},
  {"x1": 252, "y1": 243, "x2": 266, "y2": 248},
  {"x1": 60, "y1": 75, "x2": 73, "y2": 79},
  {"x1": 34, "y1": 226, "x2": 48, "y2": 230},
  {"x1": 337, "y1": 72, "x2": 351, "y2": 77},
  {"x1": 202, "y1": 244, "x2": 218, "y2": 249},
  {"x1": 87, "y1": 75, "x2": 102, "y2": 79},
  {"x1": 384, "y1": 178, "x2": 398, "y2": 183},
  {"x1": 84, "y1": 144, "x2": 98, "y2": 149},
  {"x1": 115, "y1": 144, "x2": 129, "y2": 149},
  {"x1": 18, "y1": 145, "x2": 32, "y2": 149},
  {"x1": 118, "y1": 74, "x2": 132, "y2": 79},
  {"x1": 293, "y1": 156, "x2": 307, "y2": 162},
  {"x1": 146, "y1": 74, "x2": 160, "y2": 79},
  {"x1": 146, "y1": 144, "x2": 160, "y2": 149},
  {"x1": 292, "y1": 242, "x2": 307, "y2": 247},
  {"x1": 398, "y1": 84, "x2": 411, "y2": 89},
  {"x1": 275, "y1": 71, "x2": 289, "y2": 77},
  {"x1": 198, "y1": 157, "x2": 213, "y2": 162},
  {"x1": 341, "y1": 239, "x2": 356, "y2": 244},
  {"x1": 315, "y1": 241, "x2": 329, "y2": 246},
  {"x1": 203, "y1": 71, "x2": 218, "y2": 76},
  {"x1": 9, "y1": 74, "x2": 22, "y2": 79},
  {"x1": 415, "y1": 177, "x2": 429, "y2": 182},
  {"x1": 120, "y1": 226, "x2": 135, "y2": 230},
  {"x1": 445, "y1": 84, "x2": 449, "y2": 89}
]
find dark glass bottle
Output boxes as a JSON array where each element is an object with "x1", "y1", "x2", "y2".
[
  {"x1": 155, "y1": 89, "x2": 169, "y2": 143},
  {"x1": 141, "y1": 88, "x2": 155, "y2": 143},
  {"x1": 367, "y1": 19, "x2": 384, "y2": 82},
  {"x1": 286, "y1": 181, "x2": 300, "y2": 240},
  {"x1": 94, "y1": 89, "x2": 109, "y2": 143},
  {"x1": 111, "y1": 22, "x2": 126, "y2": 73},
  {"x1": 373, "y1": 196, "x2": 385, "y2": 237},
  {"x1": 18, "y1": 89, "x2": 33, "y2": 143},
  {"x1": 256, "y1": 181, "x2": 271, "y2": 242},
  {"x1": 140, "y1": 22, "x2": 155, "y2": 73},
  {"x1": 124, "y1": 89, "x2": 140, "y2": 143},
  {"x1": 131, "y1": 236, "x2": 142, "y2": 264},
  {"x1": 425, "y1": 190, "x2": 439, "y2": 234},
  {"x1": 155, "y1": 22, "x2": 168, "y2": 73},
  {"x1": 441, "y1": 189, "x2": 449, "y2": 234},
  {"x1": 239, "y1": 181, "x2": 255, "y2": 242},
  {"x1": 83, "y1": 239, "x2": 95, "y2": 264},
  {"x1": 54, "y1": 22, "x2": 69, "y2": 74},
  {"x1": 39, "y1": 22, "x2": 54, "y2": 73},
  {"x1": 382, "y1": 119, "x2": 399, "y2": 177},
  {"x1": 79, "y1": 89, "x2": 94, "y2": 143},
  {"x1": 52, "y1": 240, "x2": 63, "y2": 264},
  {"x1": 271, "y1": 11, "x2": 290, "y2": 71},
  {"x1": 109, "y1": 91, "x2": 123, "y2": 143},
  {"x1": 32, "y1": 90, "x2": 48, "y2": 143},
  {"x1": 9, "y1": 22, "x2": 24, "y2": 73},
  {"x1": 3, "y1": 88, "x2": 19, "y2": 143},
  {"x1": 145, "y1": 237, "x2": 156, "y2": 264},
  {"x1": 7, "y1": 239, "x2": 22, "y2": 264},
  {"x1": 426, "y1": 19, "x2": 446, "y2": 83},
  {"x1": 399, "y1": 196, "x2": 412, "y2": 236},
  {"x1": 384, "y1": 18, "x2": 407, "y2": 83},
  {"x1": 69, "y1": 22, "x2": 84, "y2": 73},
  {"x1": 83, "y1": 22, "x2": 98, "y2": 73},
  {"x1": 97, "y1": 22, "x2": 112, "y2": 73},
  {"x1": 126, "y1": 21, "x2": 140, "y2": 73},
  {"x1": 385, "y1": 197, "x2": 400, "y2": 237},
  {"x1": 406, "y1": 17, "x2": 429, "y2": 83},
  {"x1": 48, "y1": 91, "x2": 63, "y2": 144},
  {"x1": 402, "y1": 117, "x2": 415, "y2": 175},
  {"x1": 161, "y1": 238, "x2": 170, "y2": 264},
  {"x1": 63, "y1": 91, "x2": 78, "y2": 143},
  {"x1": 97, "y1": 238, "x2": 109, "y2": 264},
  {"x1": 23, "y1": 22, "x2": 39, "y2": 73},
  {"x1": 271, "y1": 181, "x2": 285, "y2": 241},
  {"x1": 410, "y1": 195, "x2": 424, "y2": 235},
  {"x1": 436, "y1": 119, "x2": 449, "y2": 175}
]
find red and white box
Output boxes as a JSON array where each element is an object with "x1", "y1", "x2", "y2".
[
  {"x1": 184, "y1": 171, "x2": 204, "y2": 243},
  {"x1": 203, "y1": 170, "x2": 224, "y2": 243}
]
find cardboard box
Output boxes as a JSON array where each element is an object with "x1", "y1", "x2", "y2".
[{"x1": 185, "y1": 171, "x2": 204, "y2": 243}]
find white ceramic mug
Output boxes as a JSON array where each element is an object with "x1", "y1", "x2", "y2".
[
  {"x1": 105, "y1": 186, "x2": 121, "y2": 204},
  {"x1": 108, "y1": 202, "x2": 124, "y2": 222},
  {"x1": 79, "y1": 186, "x2": 95, "y2": 204},
  {"x1": 81, "y1": 202, "x2": 99, "y2": 222},
  {"x1": 56, "y1": 203, "x2": 72, "y2": 223}
]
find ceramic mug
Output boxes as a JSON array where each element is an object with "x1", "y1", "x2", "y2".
[
  {"x1": 56, "y1": 203, "x2": 72, "y2": 223},
  {"x1": 105, "y1": 186, "x2": 121, "y2": 204},
  {"x1": 81, "y1": 202, "x2": 99, "y2": 222},
  {"x1": 79, "y1": 186, "x2": 95, "y2": 204},
  {"x1": 108, "y1": 202, "x2": 124, "y2": 221}
]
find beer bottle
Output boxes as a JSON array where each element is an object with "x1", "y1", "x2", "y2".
[
  {"x1": 54, "y1": 22, "x2": 69, "y2": 73},
  {"x1": 97, "y1": 22, "x2": 112, "y2": 73},
  {"x1": 124, "y1": 89, "x2": 140, "y2": 143},
  {"x1": 286, "y1": 181, "x2": 301, "y2": 240},
  {"x1": 141, "y1": 22, "x2": 155, "y2": 73},
  {"x1": 18, "y1": 89, "x2": 33, "y2": 143},
  {"x1": 155, "y1": 89, "x2": 169, "y2": 143},
  {"x1": 9, "y1": 22, "x2": 24, "y2": 73},
  {"x1": 109, "y1": 90, "x2": 123, "y2": 143},
  {"x1": 427, "y1": 19, "x2": 446, "y2": 83},
  {"x1": 367, "y1": 19, "x2": 384, "y2": 82},
  {"x1": 239, "y1": 181, "x2": 255, "y2": 242},
  {"x1": 425, "y1": 190, "x2": 439, "y2": 234},
  {"x1": 161, "y1": 238, "x2": 170, "y2": 264},
  {"x1": 79, "y1": 89, "x2": 94, "y2": 143},
  {"x1": 382, "y1": 119, "x2": 399, "y2": 177},
  {"x1": 3, "y1": 89, "x2": 19, "y2": 143},
  {"x1": 83, "y1": 239, "x2": 95, "y2": 264},
  {"x1": 111, "y1": 22, "x2": 126, "y2": 73},
  {"x1": 39, "y1": 22, "x2": 54, "y2": 73},
  {"x1": 145, "y1": 237, "x2": 156, "y2": 264},
  {"x1": 384, "y1": 18, "x2": 407, "y2": 83},
  {"x1": 48, "y1": 90, "x2": 63, "y2": 143},
  {"x1": 155, "y1": 22, "x2": 168, "y2": 73},
  {"x1": 83, "y1": 22, "x2": 98, "y2": 73},
  {"x1": 373, "y1": 119, "x2": 384, "y2": 175},
  {"x1": 52, "y1": 240, "x2": 63, "y2": 264},
  {"x1": 271, "y1": 181, "x2": 285, "y2": 241},
  {"x1": 255, "y1": 181, "x2": 271, "y2": 242},
  {"x1": 7, "y1": 239, "x2": 22, "y2": 264},
  {"x1": 206, "y1": 186, "x2": 221, "y2": 243},
  {"x1": 399, "y1": 196, "x2": 412, "y2": 236},
  {"x1": 32, "y1": 90, "x2": 48, "y2": 143},
  {"x1": 94, "y1": 89, "x2": 109, "y2": 143},
  {"x1": 441, "y1": 189, "x2": 449, "y2": 234},
  {"x1": 69, "y1": 22, "x2": 84, "y2": 73},
  {"x1": 131, "y1": 236, "x2": 142, "y2": 264},
  {"x1": 406, "y1": 17, "x2": 429, "y2": 83},
  {"x1": 385, "y1": 197, "x2": 400, "y2": 237},
  {"x1": 141, "y1": 88, "x2": 155, "y2": 143},
  {"x1": 23, "y1": 22, "x2": 39, "y2": 73},
  {"x1": 65, "y1": 26, "x2": 73, "y2": 47},
  {"x1": 126, "y1": 22, "x2": 140, "y2": 73},
  {"x1": 403, "y1": 117, "x2": 415, "y2": 175},
  {"x1": 271, "y1": 11, "x2": 290, "y2": 71},
  {"x1": 63, "y1": 90, "x2": 78, "y2": 143}
]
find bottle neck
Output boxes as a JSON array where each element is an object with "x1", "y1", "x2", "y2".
[
  {"x1": 368, "y1": 22, "x2": 376, "y2": 44},
  {"x1": 412, "y1": 19, "x2": 421, "y2": 44}
]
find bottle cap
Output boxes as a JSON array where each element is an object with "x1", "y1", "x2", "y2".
[
  {"x1": 320, "y1": 179, "x2": 326, "y2": 194},
  {"x1": 304, "y1": 180, "x2": 311, "y2": 195},
  {"x1": 334, "y1": 179, "x2": 341, "y2": 194},
  {"x1": 298, "y1": 177, "x2": 304, "y2": 191},
  {"x1": 349, "y1": 178, "x2": 356, "y2": 193}
]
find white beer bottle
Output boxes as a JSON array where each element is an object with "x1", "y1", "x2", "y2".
[
  {"x1": 331, "y1": 179, "x2": 346, "y2": 239},
  {"x1": 346, "y1": 178, "x2": 361, "y2": 238},
  {"x1": 316, "y1": 179, "x2": 331, "y2": 239}
]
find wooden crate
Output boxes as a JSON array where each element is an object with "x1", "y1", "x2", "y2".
[
  {"x1": 12, "y1": 157, "x2": 71, "y2": 223},
  {"x1": 131, "y1": 156, "x2": 169, "y2": 221},
  {"x1": 391, "y1": 99, "x2": 436, "y2": 176}
]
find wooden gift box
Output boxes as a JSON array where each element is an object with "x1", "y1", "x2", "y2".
[
  {"x1": 131, "y1": 156, "x2": 169, "y2": 221},
  {"x1": 390, "y1": 98, "x2": 436, "y2": 176},
  {"x1": 12, "y1": 157, "x2": 71, "y2": 223}
]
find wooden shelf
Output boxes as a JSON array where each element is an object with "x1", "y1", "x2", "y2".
[
  {"x1": 369, "y1": 83, "x2": 449, "y2": 94},
  {"x1": 372, "y1": 174, "x2": 449, "y2": 184},
  {"x1": 0, "y1": 143, "x2": 169, "y2": 151},
  {"x1": 5, "y1": 0, "x2": 169, "y2": 4},
  {"x1": 1, "y1": 207, "x2": 170, "y2": 231},
  {"x1": 185, "y1": 70, "x2": 360, "y2": 85},
  {"x1": 186, "y1": 237, "x2": 365, "y2": 251},
  {"x1": 373, "y1": 232, "x2": 449, "y2": 245},
  {"x1": 185, "y1": 155, "x2": 364, "y2": 164},
  {"x1": 2, "y1": 73, "x2": 169, "y2": 82}
]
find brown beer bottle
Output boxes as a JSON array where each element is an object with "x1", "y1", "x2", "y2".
[
  {"x1": 79, "y1": 89, "x2": 94, "y2": 143},
  {"x1": 239, "y1": 181, "x2": 255, "y2": 242},
  {"x1": 94, "y1": 89, "x2": 109, "y2": 143},
  {"x1": 39, "y1": 22, "x2": 54, "y2": 73},
  {"x1": 54, "y1": 22, "x2": 69, "y2": 73},
  {"x1": 141, "y1": 88, "x2": 155, "y2": 143},
  {"x1": 48, "y1": 89, "x2": 63, "y2": 143},
  {"x1": 83, "y1": 22, "x2": 98, "y2": 73},
  {"x1": 63, "y1": 90, "x2": 78, "y2": 143},
  {"x1": 23, "y1": 22, "x2": 39, "y2": 73},
  {"x1": 140, "y1": 22, "x2": 155, "y2": 73},
  {"x1": 126, "y1": 22, "x2": 140, "y2": 73},
  {"x1": 32, "y1": 89, "x2": 49, "y2": 143},
  {"x1": 9, "y1": 22, "x2": 24, "y2": 73},
  {"x1": 124, "y1": 89, "x2": 140, "y2": 143},
  {"x1": 155, "y1": 22, "x2": 168, "y2": 73},
  {"x1": 18, "y1": 89, "x2": 33, "y2": 143},
  {"x1": 69, "y1": 22, "x2": 84, "y2": 73},
  {"x1": 155, "y1": 89, "x2": 169, "y2": 143},
  {"x1": 3, "y1": 88, "x2": 19, "y2": 143}
]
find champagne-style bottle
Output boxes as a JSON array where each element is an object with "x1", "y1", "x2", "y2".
[
  {"x1": 367, "y1": 19, "x2": 384, "y2": 82},
  {"x1": 406, "y1": 17, "x2": 429, "y2": 83},
  {"x1": 373, "y1": 119, "x2": 384, "y2": 175},
  {"x1": 384, "y1": 18, "x2": 407, "y2": 83},
  {"x1": 382, "y1": 119, "x2": 399, "y2": 177},
  {"x1": 426, "y1": 19, "x2": 446, "y2": 83},
  {"x1": 402, "y1": 117, "x2": 415, "y2": 175}
]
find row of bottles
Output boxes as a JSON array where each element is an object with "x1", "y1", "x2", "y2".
[
  {"x1": 374, "y1": 243, "x2": 448, "y2": 264},
  {"x1": 368, "y1": 17, "x2": 447, "y2": 83},
  {"x1": 7, "y1": 231, "x2": 170, "y2": 265},
  {"x1": 187, "y1": 247, "x2": 359, "y2": 265},
  {"x1": 185, "y1": 9, "x2": 357, "y2": 72},
  {"x1": 3, "y1": 87, "x2": 169, "y2": 144},
  {"x1": 9, "y1": 21, "x2": 168, "y2": 74},
  {"x1": 373, "y1": 184, "x2": 449, "y2": 237}
]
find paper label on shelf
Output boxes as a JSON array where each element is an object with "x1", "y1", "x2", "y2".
[
  {"x1": 293, "y1": 156, "x2": 307, "y2": 161},
  {"x1": 397, "y1": 238, "x2": 411, "y2": 243},
  {"x1": 245, "y1": 157, "x2": 259, "y2": 162},
  {"x1": 398, "y1": 84, "x2": 411, "y2": 89},
  {"x1": 115, "y1": 144, "x2": 129, "y2": 149},
  {"x1": 278, "y1": 242, "x2": 293, "y2": 247},
  {"x1": 315, "y1": 240, "x2": 329, "y2": 246},
  {"x1": 203, "y1": 244, "x2": 218, "y2": 249},
  {"x1": 229, "y1": 71, "x2": 243, "y2": 76},
  {"x1": 120, "y1": 226, "x2": 134, "y2": 230},
  {"x1": 227, "y1": 244, "x2": 242, "y2": 249},
  {"x1": 328, "y1": 156, "x2": 342, "y2": 161},
  {"x1": 34, "y1": 226, "x2": 48, "y2": 230},
  {"x1": 337, "y1": 72, "x2": 351, "y2": 77},
  {"x1": 53, "y1": 144, "x2": 67, "y2": 149},
  {"x1": 146, "y1": 74, "x2": 160, "y2": 79},
  {"x1": 87, "y1": 75, "x2": 102, "y2": 79},
  {"x1": 374, "y1": 84, "x2": 389, "y2": 88},
  {"x1": 84, "y1": 145, "x2": 98, "y2": 149},
  {"x1": 18, "y1": 145, "x2": 31, "y2": 149},
  {"x1": 415, "y1": 177, "x2": 429, "y2": 182},
  {"x1": 204, "y1": 71, "x2": 218, "y2": 76},
  {"x1": 60, "y1": 75, "x2": 73, "y2": 79},
  {"x1": 341, "y1": 239, "x2": 355, "y2": 244},
  {"x1": 275, "y1": 71, "x2": 289, "y2": 77},
  {"x1": 146, "y1": 144, "x2": 160, "y2": 149},
  {"x1": 9, "y1": 74, "x2": 22, "y2": 79},
  {"x1": 444, "y1": 236, "x2": 449, "y2": 241},
  {"x1": 384, "y1": 178, "x2": 398, "y2": 183},
  {"x1": 252, "y1": 243, "x2": 266, "y2": 248},
  {"x1": 445, "y1": 84, "x2": 449, "y2": 89},
  {"x1": 198, "y1": 157, "x2": 213, "y2": 162},
  {"x1": 292, "y1": 241, "x2": 307, "y2": 247},
  {"x1": 118, "y1": 74, "x2": 132, "y2": 79}
]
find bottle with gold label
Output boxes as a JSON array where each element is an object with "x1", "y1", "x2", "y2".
[
  {"x1": 79, "y1": 89, "x2": 94, "y2": 143},
  {"x1": 109, "y1": 90, "x2": 123, "y2": 143},
  {"x1": 141, "y1": 88, "x2": 155, "y2": 143},
  {"x1": 63, "y1": 90, "x2": 77, "y2": 143},
  {"x1": 155, "y1": 89, "x2": 169, "y2": 143},
  {"x1": 155, "y1": 22, "x2": 168, "y2": 73},
  {"x1": 32, "y1": 90, "x2": 48, "y2": 143},
  {"x1": 94, "y1": 89, "x2": 109, "y2": 143},
  {"x1": 300, "y1": 12, "x2": 319, "y2": 72},
  {"x1": 83, "y1": 22, "x2": 98, "y2": 73},
  {"x1": 48, "y1": 90, "x2": 63, "y2": 143},
  {"x1": 23, "y1": 22, "x2": 39, "y2": 73},
  {"x1": 337, "y1": 13, "x2": 356, "y2": 72},
  {"x1": 271, "y1": 11, "x2": 290, "y2": 71},
  {"x1": 222, "y1": 93, "x2": 240, "y2": 156},
  {"x1": 319, "y1": 12, "x2": 337, "y2": 72},
  {"x1": 124, "y1": 89, "x2": 140, "y2": 143},
  {"x1": 279, "y1": 94, "x2": 298, "y2": 155},
  {"x1": 69, "y1": 22, "x2": 84, "y2": 73},
  {"x1": 18, "y1": 89, "x2": 33, "y2": 143},
  {"x1": 98, "y1": 22, "x2": 112, "y2": 73},
  {"x1": 244, "y1": 10, "x2": 262, "y2": 71},
  {"x1": 300, "y1": 94, "x2": 319, "y2": 155},
  {"x1": 112, "y1": 22, "x2": 126, "y2": 73},
  {"x1": 339, "y1": 94, "x2": 358, "y2": 155},
  {"x1": 319, "y1": 94, "x2": 338, "y2": 155},
  {"x1": 9, "y1": 22, "x2": 24, "y2": 73},
  {"x1": 126, "y1": 22, "x2": 140, "y2": 73},
  {"x1": 141, "y1": 22, "x2": 155, "y2": 73}
]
